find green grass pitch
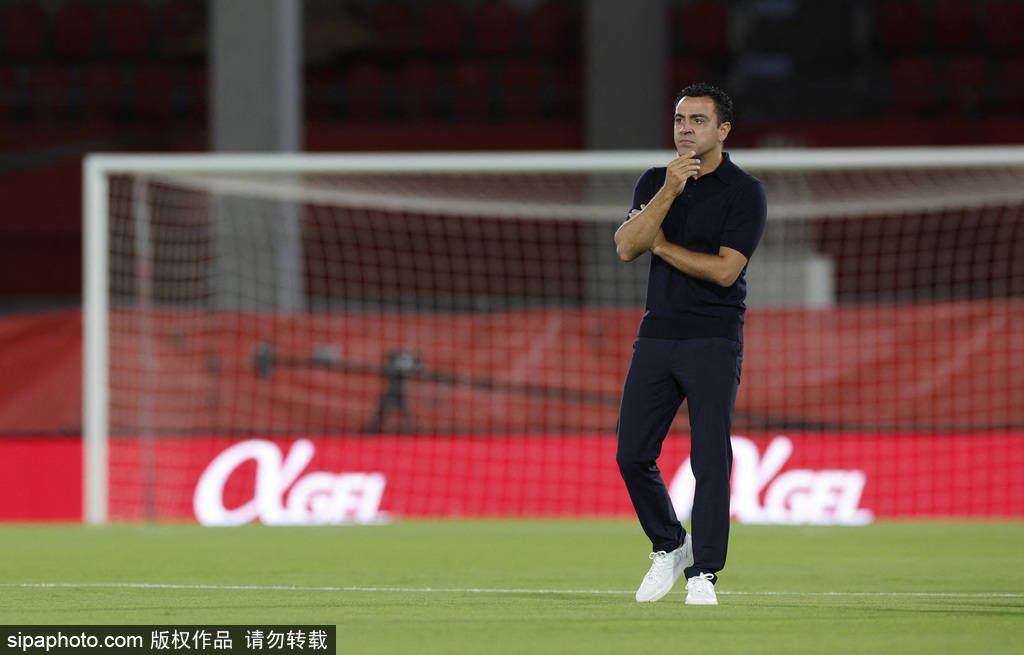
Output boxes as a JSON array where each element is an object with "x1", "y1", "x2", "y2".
[{"x1": 1, "y1": 521, "x2": 1022, "y2": 654}]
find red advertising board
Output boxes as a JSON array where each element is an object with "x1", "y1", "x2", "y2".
[
  {"x1": 0, "y1": 438, "x2": 82, "y2": 521},
  {"x1": 2, "y1": 433, "x2": 1022, "y2": 523}
]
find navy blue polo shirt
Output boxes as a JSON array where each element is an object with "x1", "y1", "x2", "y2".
[{"x1": 629, "y1": 152, "x2": 767, "y2": 344}]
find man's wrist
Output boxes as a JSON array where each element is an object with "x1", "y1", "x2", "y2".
[{"x1": 656, "y1": 184, "x2": 680, "y2": 201}]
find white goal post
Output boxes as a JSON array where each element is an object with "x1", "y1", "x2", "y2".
[{"x1": 83, "y1": 146, "x2": 1024, "y2": 524}]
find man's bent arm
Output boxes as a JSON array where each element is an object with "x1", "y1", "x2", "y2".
[
  {"x1": 613, "y1": 186, "x2": 678, "y2": 261},
  {"x1": 651, "y1": 235, "x2": 748, "y2": 287}
]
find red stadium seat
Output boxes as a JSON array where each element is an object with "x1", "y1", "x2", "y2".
[
  {"x1": 933, "y1": 0, "x2": 977, "y2": 53},
  {"x1": 396, "y1": 62, "x2": 439, "y2": 121},
  {"x1": 134, "y1": 64, "x2": 176, "y2": 123},
  {"x1": 1, "y1": 2, "x2": 48, "y2": 59},
  {"x1": 305, "y1": 66, "x2": 337, "y2": 122},
  {"x1": 450, "y1": 61, "x2": 491, "y2": 121},
  {"x1": 994, "y1": 58, "x2": 1024, "y2": 116},
  {"x1": 553, "y1": 60, "x2": 581, "y2": 120},
  {"x1": 877, "y1": 0, "x2": 925, "y2": 55},
  {"x1": 53, "y1": 1, "x2": 98, "y2": 58},
  {"x1": 670, "y1": 60, "x2": 706, "y2": 97},
  {"x1": 423, "y1": 1, "x2": 466, "y2": 54},
  {"x1": 985, "y1": 0, "x2": 1024, "y2": 55},
  {"x1": 676, "y1": 0, "x2": 729, "y2": 55},
  {"x1": 108, "y1": 0, "x2": 152, "y2": 58},
  {"x1": 474, "y1": 1, "x2": 519, "y2": 55},
  {"x1": 889, "y1": 57, "x2": 937, "y2": 116},
  {"x1": 943, "y1": 56, "x2": 989, "y2": 115},
  {"x1": 0, "y1": 67, "x2": 10, "y2": 121},
  {"x1": 0, "y1": 67, "x2": 24, "y2": 122},
  {"x1": 501, "y1": 61, "x2": 546, "y2": 120},
  {"x1": 344, "y1": 63, "x2": 388, "y2": 121},
  {"x1": 81, "y1": 64, "x2": 122, "y2": 124},
  {"x1": 526, "y1": 0, "x2": 571, "y2": 54},
  {"x1": 182, "y1": 65, "x2": 206, "y2": 123},
  {"x1": 371, "y1": 0, "x2": 417, "y2": 53},
  {"x1": 28, "y1": 65, "x2": 71, "y2": 122},
  {"x1": 157, "y1": 0, "x2": 204, "y2": 57}
]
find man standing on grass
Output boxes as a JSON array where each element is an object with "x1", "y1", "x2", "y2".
[{"x1": 613, "y1": 83, "x2": 767, "y2": 605}]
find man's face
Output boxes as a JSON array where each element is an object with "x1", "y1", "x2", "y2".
[{"x1": 673, "y1": 96, "x2": 730, "y2": 158}]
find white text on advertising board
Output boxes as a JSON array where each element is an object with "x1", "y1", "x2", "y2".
[
  {"x1": 193, "y1": 439, "x2": 387, "y2": 526},
  {"x1": 668, "y1": 436, "x2": 873, "y2": 525}
]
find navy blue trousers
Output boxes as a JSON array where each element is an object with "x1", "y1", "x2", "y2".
[{"x1": 616, "y1": 336, "x2": 742, "y2": 579}]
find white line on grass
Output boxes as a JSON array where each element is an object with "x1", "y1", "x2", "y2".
[{"x1": 4, "y1": 583, "x2": 1023, "y2": 599}]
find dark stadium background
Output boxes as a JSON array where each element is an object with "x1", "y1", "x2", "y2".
[{"x1": 1, "y1": 0, "x2": 1022, "y2": 308}]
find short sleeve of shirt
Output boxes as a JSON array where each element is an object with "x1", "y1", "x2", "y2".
[
  {"x1": 626, "y1": 168, "x2": 661, "y2": 220},
  {"x1": 720, "y1": 179, "x2": 768, "y2": 259}
]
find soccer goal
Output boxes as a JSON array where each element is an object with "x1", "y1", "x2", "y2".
[{"x1": 83, "y1": 147, "x2": 1024, "y2": 525}]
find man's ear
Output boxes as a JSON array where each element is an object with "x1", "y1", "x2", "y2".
[{"x1": 718, "y1": 121, "x2": 732, "y2": 143}]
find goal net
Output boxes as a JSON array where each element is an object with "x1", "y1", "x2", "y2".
[{"x1": 84, "y1": 148, "x2": 1024, "y2": 525}]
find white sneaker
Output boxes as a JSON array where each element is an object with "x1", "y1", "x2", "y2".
[
  {"x1": 685, "y1": 572, "x2": 719, "y2": 605},
  {"x1": 634, "y1": 535, "x2": 693, "y2": 603},
  {"x1": 680, "y1": 533, "x2": 693, "y2": 569}
]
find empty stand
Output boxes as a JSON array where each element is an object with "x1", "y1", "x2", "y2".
[
  {"x1": 397, "y1": 62, "x2": 440, "y2": 121},
  {"x1": 877, "y1": 0, "x2": 925, "y2": 55},
  {"x1": 676, "y1": 0, "x2": 729, "y2": 56},
  {"x1": 0, "y1": 1, "x2": 1021, "y2": 139},
  {"x1": 371, "y1": 0, "x2": 417, "y2": 54},
  {"x1": 933, "y1": 0, "x2": 977, "y2": 53},
  {"x1": 182, "y1": 65, "x2": 206, "y2": 123},
  {"x1": 133, "y1": 64, "x2": 177, "y2": 124},
  {"x1": 450, "y1": 61, "x2": 492, "y2": 121},
  {"x1": 985, "y1": 0, "x2": 1024, "y2": 55},
  {"x1": 108, "y1": 0, "x2": 152, "y2": 59},
  {"x1": 53, "y1": 1, "x2": 98, "y2": 59},
  {"x1": 501, "y1": 60, "x2": 546, "y2": 120},
  {"x1": 423, "y1": 1, "x2": 466, "y2": 55},
  {"x1": 942, "y1": 55, "x2": 991, "y2": 115},
  {"x1": 889, "y1": 57, "x2": 937, "y2": 116},
  {"x1": 526, "y1": 0, "x2": 572, "y2": 54},
  {"x1": 344, "y1": 63, "x2": 388, "y2": 121},
  {"x1": 944, "y1": 56, "x2": 989, "y2": 116},
  {"x1": 157, "y1": 0, "x2": 204, "y2": 58},
  {"x1": 80, "y1": 64, "x2": 122, "y2": 124},
  {"x1": 1, "y1": 2, "x2": 47, "y2": 60},
  {"x1": 0, "y1": 67, "x2": 23, "y2": 122},
  {"x1": 554, "y1": 60, "x2": 581, "y2": 120},
  {"x1": 305, "y1": 66, "x2": 337, "y2": 122},
  {"x1": 995, "y1": 58, "x2": 1024, "y2": 117},
  {"x1": 475, "y1": 0, "x2": 520, "y2": 55},
  {"x1": 670, "y1": 60, "x2": 706, "y2": 96},
  {"x1": 29, "y1": 65, "x2": 74, "y2": 123}
]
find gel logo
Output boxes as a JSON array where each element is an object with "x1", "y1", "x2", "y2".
[
  {"x1": 668, "y1": 436, "x2": 874, "y2": 525},
  {"x1": 193, "y1": 439, "x2": 387, "y2": 526}
]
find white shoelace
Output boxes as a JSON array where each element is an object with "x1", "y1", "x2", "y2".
[
  {"x1": 687, "y1": 572, "x2": 715, "y2": 591},
  {"x1": 643, "y1": 551, "x2": 672, "y2": 582}
]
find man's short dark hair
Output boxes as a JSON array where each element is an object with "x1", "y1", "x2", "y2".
[{"x1": 675, "y1": 83, "x2": 734, "y2": 125}]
